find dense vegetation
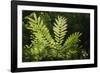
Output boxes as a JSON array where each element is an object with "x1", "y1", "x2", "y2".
[{"x1": 22, "y1": 11, "x2": 90, "y2": 62}]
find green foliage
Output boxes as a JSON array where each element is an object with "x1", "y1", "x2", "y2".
[
  {"x1": 25, "y1": 13, "x2": 55, "y2": 48},
  {"x1": 53, "y1": 16, "x2": 67, "y2": 46},
  {"x1": 23, "y1": 12, "x2": 88, "y2": 62},
  {"x1": 64, "y1": 32, "x2": 81, "y2": 48}
]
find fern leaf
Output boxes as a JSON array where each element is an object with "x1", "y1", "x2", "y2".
[
  {"x1": 64, "y1": 32, "x2": 82, "y2": 49},
  {"x1": 25, "y1": 13, "x2": 55, "y2": 48},
  {"x1": 53, "y1": 16, "x2": 68, "y2": 45}
]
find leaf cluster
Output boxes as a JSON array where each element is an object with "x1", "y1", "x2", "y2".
[{"x1": 23, "y1": 12, "x2": 88, "y2": 61}]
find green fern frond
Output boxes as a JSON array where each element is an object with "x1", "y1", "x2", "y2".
[
  {"x1": 25, "y1": 13, "x2": 55, "y2": 48},
  {"x1": 63, "y1": 32, "x2": 82, "y2": 49},
  {"x1": 53, "y1": 16, "x2": 68, "y2": 45}
]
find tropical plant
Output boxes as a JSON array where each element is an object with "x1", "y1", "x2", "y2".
[{"x1": 22, "y1": 12, "x2": 88, "y2": 62}]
